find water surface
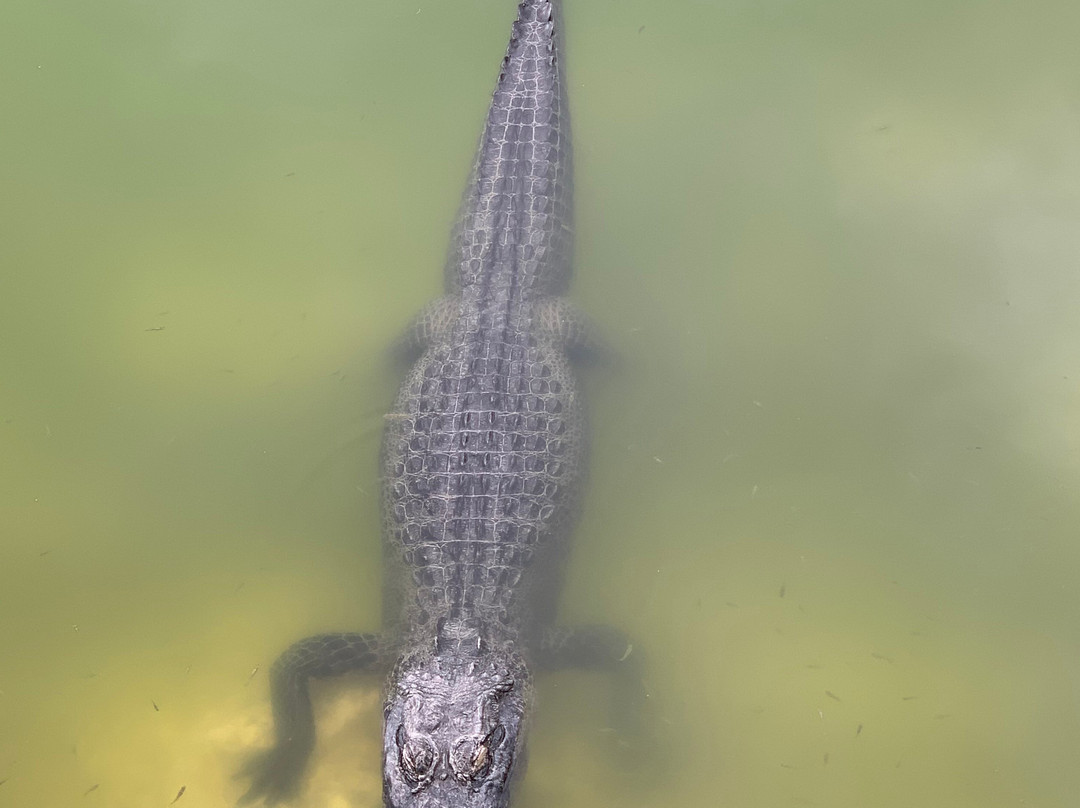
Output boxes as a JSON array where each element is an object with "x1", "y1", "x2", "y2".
[{"x1": 3, "y1": 1, "x2": 1080, "y2": 806}]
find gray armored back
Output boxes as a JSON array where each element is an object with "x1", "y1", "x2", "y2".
[
  {"x1": 446, "y1": 0, "x2": 573, "y2": 299},
  {"x1": 382, "y1": 0, "x2": 585, "y2": 648}
]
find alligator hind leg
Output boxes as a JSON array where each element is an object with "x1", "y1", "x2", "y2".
[
  {"x1": 538, "y1": 625, "x2": 651, "y2": 756},
  {"x1": 535, "y1": 297, "x2": 615, "y2": 366},
  {"x1": 238, "y1": 632, "x2": 387, "y2": 806},
  {"x1": 389, "y1": 296, "x2": 459, "y2": 362}
]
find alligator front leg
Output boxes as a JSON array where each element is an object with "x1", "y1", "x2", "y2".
[
  {"x1": 238, "y1": 632, "x2": 387, "y2": 806},
  {"x1": 538, "y1": 625, "x2": 650, "y2": 754}
]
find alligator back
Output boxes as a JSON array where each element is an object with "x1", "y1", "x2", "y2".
[{"x1": 382, "y1": 0, "x2": 581, "y2": 653}]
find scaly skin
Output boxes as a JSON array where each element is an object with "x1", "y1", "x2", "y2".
[{"x1": 239, "y1": 4, "x2": 645, "y2": 807}]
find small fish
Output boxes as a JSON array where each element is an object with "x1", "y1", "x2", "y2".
[
  {"x1": 856, "y1": 723, "x2": 863, "y2": 737},
  {"x1": 901, "y1": 695, "x2": 917, "y2": 701},
  {"x1": 83, "y1": 783, "x2": 99, "y2": 796},
  {"x1": 39, "y1": 550, "x2": 51, "y2": 557},
  {"x1": 779, "y1": 583, "x2": 786, "y2": 598},
  {"x1": 823, "y1": 752, "x2": 829, "y2": 766},
  {"x1": 825, "y1": 690, "x2": 841, "y2": 702},
  {"x1": 145, "y1": 326, "x2": 166, "y2": 332},
  {"x1": 170, "y1": 785, "x2": 186, "y2": 804},
  {"x1": 246, "y1": 665, "x2": 259, "y2": 684},
  {"x1": 779, "y1": 763, "x2": 795, "y2": 769},
  {"x1": 870, "y1": 652, "x2": 894, "y2": 663},
  {"x1": 152, "y1": 700, "x2": 159, "y2": 712},
  {"x1": 0, "y1": 778, "x2": 8, "y2": 787}
]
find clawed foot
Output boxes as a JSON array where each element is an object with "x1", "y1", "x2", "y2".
[{"x1": 236, "y1": 738, "x2": 312, "y2": 806}]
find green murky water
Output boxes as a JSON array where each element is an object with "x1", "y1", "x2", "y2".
[{"x1": 3, "y1": 1, "x2": 1080, "y2": 806}]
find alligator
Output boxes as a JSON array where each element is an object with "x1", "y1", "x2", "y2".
[{"x1": 239, "y1": 2, "x2": 646, "y2": 806}]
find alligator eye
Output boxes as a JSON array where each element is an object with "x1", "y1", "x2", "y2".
[
  {"x1": 396, "y1": 724, "x2": 437, "y2": 784},
  {"x1": 469, "y1": 742, "x2": 489, "y2": 774},
  {"x1": 453, "y1": 725, "x2": 506, "y2": 782},
  {"x1": 473, "y1": 724, "x2": 507, "y2": 776}
]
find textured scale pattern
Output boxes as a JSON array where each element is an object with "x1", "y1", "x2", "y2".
[
  {"x1": 383, "y1": 0, "x2": 583, "y2": 648},
  {"x1": 238, "y1": 5, "x2": 650, "y2": 806},
  {"x1": 446, "y1": 0, "x2": 573, "y2": 296}
]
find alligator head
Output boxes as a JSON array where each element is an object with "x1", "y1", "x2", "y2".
[{"x1": 382, "y1": 629, "x2": 531, "y2": 808}]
